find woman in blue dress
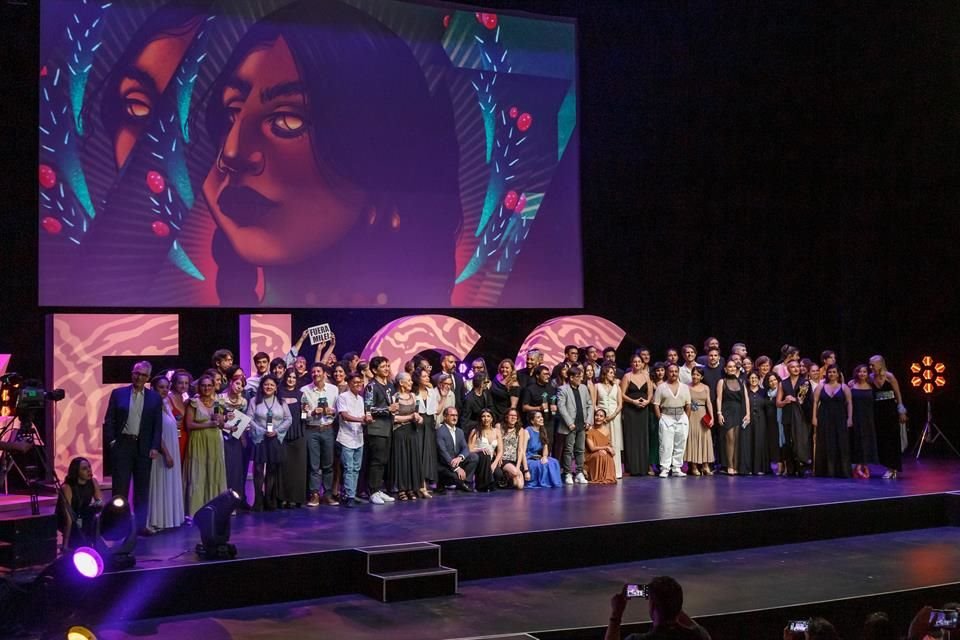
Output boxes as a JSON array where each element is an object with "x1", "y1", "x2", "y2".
[{"x1": 525, "y1": 411, "x2": 562, "y2": 488}]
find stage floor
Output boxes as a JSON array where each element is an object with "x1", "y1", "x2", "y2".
[
  {"x1": 93, "y1": 526, "x2": 960, "y2": 640},
  {"x1": 126, "y1": 459, "x2": 960, "y2": 569}
]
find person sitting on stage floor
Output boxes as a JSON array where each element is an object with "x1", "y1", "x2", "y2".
[
  {"x1": 584, "y1": 408, "x2": 617, "y2": 484},
  {"x1": 606, "y1": 576, "x2": 710, "y2": 640},
  {"x1": 58, "y1": 456, "x2": 103, "y2": 551},
  {"x1": 436, "y1": 406, "x2": 478, "y2": 493},
  {"x1": 524, "y1": 410, "x2": 563, "y2": 488}
]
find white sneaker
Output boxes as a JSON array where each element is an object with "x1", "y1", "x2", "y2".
[
  {"x1": 574, "y1": 472, "x2": 588, "y2": 484},
  {"x1": 564, "y1": 474, "x2": 574, "y2": 485},
  {"x1": 370, "y1": 492, "x2": 385, "y2": 505},
  {"x1": 659, "y1": 469, "x2": 670, "y2": 478},
  {"x1": 378, "y1": 491, "x2": 396, "y2": 503},
  {"x1": 672, "y1": 469, "x2": 687, "y2": 477}
]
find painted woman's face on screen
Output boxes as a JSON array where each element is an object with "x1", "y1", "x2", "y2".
[{"x1": 203, "y1": 36, "x2": 364, "y2": 266}]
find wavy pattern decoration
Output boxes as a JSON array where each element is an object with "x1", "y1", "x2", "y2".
[
  {"x1": 239, "y1": 314, "x2": 292, "y2": 375},
  {"x1": 362, "y1": 315, "x2": 481, "y2": 374},
  {"x1": 514, "y1": 315, "x2": 626, "y2": 370},
  {"x1": 51, "y1": 314, "x2": 179, "y2": 479}
]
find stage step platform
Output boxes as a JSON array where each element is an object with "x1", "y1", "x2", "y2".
[
  {"x1": 358, "y1": 542, "x2": 458, "y2": 602},
  {"x1": 17, "y1": 459, "x2": 960, "y2": 628}
]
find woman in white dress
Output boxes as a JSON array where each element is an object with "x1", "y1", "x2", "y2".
[
  {"x1": 596, "y1": 364, "x2": 624, "y2": 478},
  {"x1": 147, "y1": 375, "x2": 185, "y2": 531}
]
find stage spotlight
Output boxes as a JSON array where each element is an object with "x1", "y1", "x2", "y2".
[
  {"x1": 195, "y1": 489, "x2": 242, "y2": 560},
  {"x1": 66, "y1": 626, "x2": 97, "y2": 640},
  {"x1": 95, "y1": 496, "x2": 137, "y2": 570},
  {"x1": 71, "y1": 547, "x2": 103, "y2": 579}
]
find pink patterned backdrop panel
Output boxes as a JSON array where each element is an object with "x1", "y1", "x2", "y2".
[
  {"x1": 514, "y1": 315, "x2": 626, "y2": 369},
  {"x1": 240, "y1": 314, "x2": 292, "y2": 375},
  {"x1": 362, "y1": 315, "x2": 482, "y2": 373},
  {"x1": 0, "y1": 354, "x2": 10, "y2": 376},
  {"x1": 50, "y1": 314, "x2": 179, "y2": 479}
]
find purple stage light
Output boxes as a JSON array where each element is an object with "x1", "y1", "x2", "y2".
[{"x1": 72, "y1": 546, "x2": 104, "y2": 579}]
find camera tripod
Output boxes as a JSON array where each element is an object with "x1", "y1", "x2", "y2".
[
  {"x1": 914, "y1": 398, "x2": 960, "y2": 460},
  {"x1": 0, "y1": 414, "x2": 59, "y2": 514}
]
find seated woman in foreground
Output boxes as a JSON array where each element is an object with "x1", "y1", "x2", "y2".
[
  {"x1": 524, "y1": 410, "x2": 562, "y2": 488},
  {"x1": 585, "y1": 408, "x2": 618, "y2": 484}
]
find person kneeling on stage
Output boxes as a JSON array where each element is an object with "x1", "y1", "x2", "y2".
[
  {"x1": 606, "y1": 576, "x2": 711, "y2": 640},
  {"x1": 436, "y1": 407, "x2": 478, "y2": 492},
  {"x1": 58, "y1": 456, "x2": 103, "y2": 551},
  {"x1": 654, "y1": 364, "x2": 692, "y2": 478}
]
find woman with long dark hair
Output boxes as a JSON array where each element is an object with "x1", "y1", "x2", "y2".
[
  {"x1": 849, "y1": 364, "x2": 880, "y2": 478},
  {"x1": 202, "y1": 0, "x2": 461, "y2": 306},
  {"x1": 278, "y1": 367, "x2": 307, "y2": 507},
  {"x1": 717, "y1": 360, "x2": 750, "y2": 475},
  {"x1": 499, "y1": 408, "x2": 527, "y2": 490},
  {"x1": 468, "y1": 408, "x2": 502, "y2": 492},
  {"x1": 58, "y1": 457, "x2": 103, "y2": 550},
  {"x1": 812, "y1": 364, "x2": 852, "y2": 478},
  {"x1": 246, "y1": 375, "x2": 292, "y2": 510},
  {"x1": 524, "y1": 411, "x2": 562, "y2": 488},
  {"x1": 414, "y1": 367, "x2": 437, "y2": 498}
]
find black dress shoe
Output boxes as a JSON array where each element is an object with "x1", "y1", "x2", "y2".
[
  {"x1": 341, "y1": 498, "x2": 355, "y2": 508},
  {"x1": 434, "y1": 486, "x2": 447, "y2": 494},
  {"x1": 456, "y1": 483, "x2": 474, "y2": 493}
]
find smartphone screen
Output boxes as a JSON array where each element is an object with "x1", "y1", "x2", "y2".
[
  {"x1": 931, "y1": 609, "x2": 959, "y2": 630},
  {"x1": 788, "y1": 620, "x2": 809, "y2": 632},
  {"x1": 625, "y1": 584, "x2": 647, "y2": 599}
]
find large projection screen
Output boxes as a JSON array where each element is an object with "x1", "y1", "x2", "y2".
[{"x1": 38, "y1": 0, "x2": 580, "y2": 308}]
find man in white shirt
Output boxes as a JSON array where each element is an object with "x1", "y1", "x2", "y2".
[
  {"x1": 654, "y1": 364, "x2": 692, "y2": 478},
  {"x1": 301, "y1": 363, "x2": 341, "y2": 506},
  {"x1": 335, "y1": 373, "x2": 369, "y2": 508}
]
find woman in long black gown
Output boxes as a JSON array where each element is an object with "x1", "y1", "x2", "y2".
[
  {"x1": 778, "y1": 360, "x2": 812, "y2": 476},
  {"x1": 278, "y1": 367, "x2": 307, "y2": 507},
  {"x1": 619, "y1": 354, "x2": 652, "y2": 476},
  {"x1": 849, "y1": 364, "x2": 879, "y2": 478},
  {"x1": 870, "y1": 355, "x2": 907, "y2": 479},
  {"x1": 717, "y1": 360, "x2": 749, "y2": 475},
  {"x1": 812, "y1": 364, "x2": 852, "y2": 478},
  {"x1": 764, "y1": 373, "x2": 784, "y2": 475},
  {"x1": 746, "y1": 371, "x2": 769, "y2": 475}
]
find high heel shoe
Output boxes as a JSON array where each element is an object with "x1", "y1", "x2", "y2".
[
  {"x1": 417, "y1": 489, "x2": 433, "y2": 499},
  {"x1": 881, "y1": 470, "x2": 898, "y2": 479}
]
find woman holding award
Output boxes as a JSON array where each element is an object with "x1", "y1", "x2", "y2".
[{"x1": 184, "y1": 374, "x2": 228, "y2": 517}]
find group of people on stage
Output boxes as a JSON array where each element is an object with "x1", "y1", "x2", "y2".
[{"x1": 75, "y1": 332, "x2": 908, "y2": 543}]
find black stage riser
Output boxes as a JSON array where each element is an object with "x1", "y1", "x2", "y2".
[
  {"x1": 73, "y1": 493, "x2": 955, "y2": 622},
  {"x1": 534, "y1": 583, "x2": 960, "y2": 640},
  {"x1": 441, "y1": 493, "x2": 952, "y2": 580}
]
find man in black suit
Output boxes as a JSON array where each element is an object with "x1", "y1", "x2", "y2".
[
  {"x1": 435, "y1": 407, "x2": 478, "y2": 492},
  {"x1": 103, "y1": 360, "x2": 163, "y2": 535}
]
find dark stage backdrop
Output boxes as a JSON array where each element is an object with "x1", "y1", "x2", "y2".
[{"x1": 2, "y1": 1, "x2": 959, "y2": 440}]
